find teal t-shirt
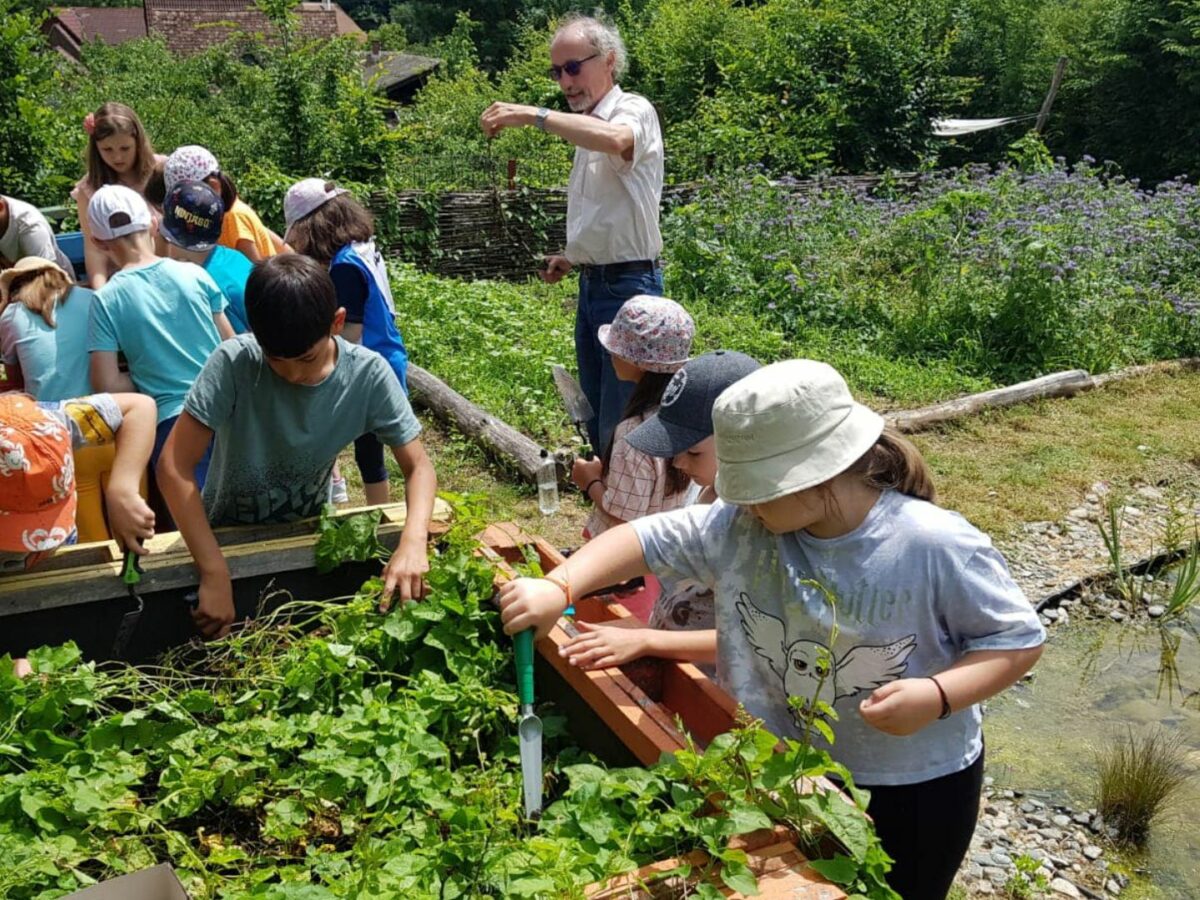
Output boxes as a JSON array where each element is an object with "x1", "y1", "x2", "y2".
[
  {"x1": 0, "y1": 286, "x2": 94, "y2": 401},
  {"x1": 88, "y1": 258, "x2": 227, "y2": 423},
  {"x1": 184, "y1": 334, "x2": 422, "y2": 525},
  {"x1": 204, "y1": 245, "x2": 253, "y2": 334}
]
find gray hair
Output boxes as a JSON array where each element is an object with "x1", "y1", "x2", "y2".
[{"x1": 554, "y1": 12, "x2": 628, "y2": 82}]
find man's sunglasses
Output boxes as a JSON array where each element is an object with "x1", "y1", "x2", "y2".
[{"x1": 548, "y1": 53, "x2": 599, "y2": 80}]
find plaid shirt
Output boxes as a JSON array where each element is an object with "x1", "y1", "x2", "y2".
[{"x1": 586, "y1": 410, "x2": 689, "y2": 536}]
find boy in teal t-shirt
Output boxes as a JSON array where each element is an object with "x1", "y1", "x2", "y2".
[
  {"x1": 158, "y1": 254, "x2": 437, "y2": 640},
  {"x1": 85, "y1": 184, "x2": 234, "y2": 496},
  {"x1": 159, "y1": 179, "x2": 253, "y2": 334}
]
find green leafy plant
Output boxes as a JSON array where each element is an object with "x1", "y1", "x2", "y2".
[
  {"x1": 1094, "y1": 726, "x2": 1190, "y2": 847},
  {"x1": 0, "y1": 536, "x2": 898, "y2": 899},
  {"x1": 1003, "y1": 852, "x2": 1050, "y2": 898},
  {"x1": 313, "y1": 504, "x2": 388, "y2": 573}
]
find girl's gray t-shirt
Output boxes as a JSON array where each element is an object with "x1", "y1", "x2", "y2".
[
  {"x1": 632, "y1": 490, "x2": 1045, "y2": 785},
  {"x1": 185, "y1": 334, "x2": 420, "y2": 525}
]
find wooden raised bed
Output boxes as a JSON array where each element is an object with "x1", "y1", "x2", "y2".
[{"x1": 0, "y1": 509, "x2": 845, "y2": 899}]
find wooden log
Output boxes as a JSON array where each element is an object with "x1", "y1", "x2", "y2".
[
  {"x1": 407, "y1": 362, "x2": 550, "y2": 483},
  {"x1": 888, "y1": 369, "x2": 1095, "y2": 433},
  {"x1": 1088, "y1": 357, "x2": 1200, "y2": 389}
]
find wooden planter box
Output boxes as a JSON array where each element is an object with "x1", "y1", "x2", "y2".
[{"x1": 0, "y1": 510, "x2": 846, "y2": 900}]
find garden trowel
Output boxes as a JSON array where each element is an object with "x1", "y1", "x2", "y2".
[
  {"x1": 551, "y1": 364, "x2": 594, "y2": 460},
  {"x1": 110, "y1": 545, "x2": 144, "y2": 659},
  {"x1": 513, "y1": 628, "x2": 543, "y2": 818}
]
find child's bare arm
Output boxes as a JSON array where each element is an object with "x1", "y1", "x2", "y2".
[
  {"x1": 107, "y1": 393, "x2": 156, "y2": 552},
  {"x1": 80, "y1": 208, "x2": 110, "y2": 290},
  {"x1": 859, "y1": 645, "x2": 1044, "y2": 736},
  {"x1": 213, "y1": 311, "x2": 235, "y2": 341},
  {"x1": 381, "y1": 436, "x2": 437, "y2": 607},
  {"x1": 90, "y1": 351, "x2": 135, "y2": 393},
  {"x1": 499, "y1": 523, "x2": 652, "y2": 639},
  {"x1": 562, "y1": 623, "x2": 716, "y2": 670},
  {"x1": 157, "y1": 412, "x2": 234, "y2": 638}
]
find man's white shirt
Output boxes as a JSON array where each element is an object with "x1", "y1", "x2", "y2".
[{"x1": 565, "y1": 85, "x2": 664, "y2": 266}]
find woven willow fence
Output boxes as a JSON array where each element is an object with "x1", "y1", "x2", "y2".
[{"x1": 369, "y1": 172, "x2": 918, "y2": 282}]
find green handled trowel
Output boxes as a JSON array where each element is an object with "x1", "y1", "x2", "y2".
[{"x1": 513, "y1": 629, "x2": 543, "y2": 818}]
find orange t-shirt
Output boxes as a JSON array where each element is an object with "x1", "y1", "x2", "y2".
[{"x1": 219, "y1": 199, "x2": 276, "y2": 259}]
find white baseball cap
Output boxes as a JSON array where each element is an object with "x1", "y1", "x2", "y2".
[
  {"x1": 713, "y1": 360, "x2": 885, "y2": 505},
  {"x1": 88, "y1": 184, "x2": 152, "y2": 240},
  {"x1": 164, "y1": 145, "x2": 220, "y2": 192},
  {"x1": 283, "y1": 178, "x2": 348, "y2": 242}
]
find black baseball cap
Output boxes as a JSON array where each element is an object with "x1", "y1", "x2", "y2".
[
  {"x1": 626, "y1": 350, "x2": 762, "y2": 458},
  {"x1": 160, "y1": 180, "x2": 224, "y2": 252}
]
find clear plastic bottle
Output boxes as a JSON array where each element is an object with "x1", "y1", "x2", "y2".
[{"x1": 537, "y1": 449, "x2": 559, "y2": 516}]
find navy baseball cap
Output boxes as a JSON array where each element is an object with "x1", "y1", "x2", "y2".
[
  {"x1": 626, "y1": 350, "x2": 762, "y2": 458},
  {"x1": 160, "y1": 180, "x2": 224, "y2": 251}
]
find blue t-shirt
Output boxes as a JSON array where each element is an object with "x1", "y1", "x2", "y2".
[
  {"x1": 330, "y1": 239, "x2": 408, "y2": 391},
  {"x1": 633, "y1": 490, "x2": 1046, "y2": 786},
  {"x1": 184, "y1": 334, "x2": 422, "y2": 525},
  {"x1": 203, "y1": 245, "x2": 253, "y2": 334},
  {"x1": 0, "y1": 286, "x2": 95, "y2": 401},
  {"x1": 88, "y1": 258, "x2": 227, "y2": 423}
]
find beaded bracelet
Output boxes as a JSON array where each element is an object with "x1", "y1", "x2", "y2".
[{"x1": 542, "y1": 571, "x2": 573, "y2": 614}]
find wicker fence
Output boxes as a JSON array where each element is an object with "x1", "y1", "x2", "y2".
[{"x1": 369, "y1": 171, "x2": 919, "y2": 282}]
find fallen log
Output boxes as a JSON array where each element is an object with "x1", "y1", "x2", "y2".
[
  {"x1": 889, "y1": 369, "x2": 1095, "y2": 432},
  {"x1": 889, "y1": 358, "x2": 1200, "y2": 433},
  {"x1": 407, "y1": 362, "x2": 550, "y2": 483}
]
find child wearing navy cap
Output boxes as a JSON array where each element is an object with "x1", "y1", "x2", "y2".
[{"x1": 558, "y1": 350, "x2": 760, "y2": 676}]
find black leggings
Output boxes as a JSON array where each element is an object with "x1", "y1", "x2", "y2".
[
  {"x1": 858, "y1": 747, "x2": 984, "y2": 900},
  {"x1": 354, "y1": 433, "x2": 388, "y2": 484}
]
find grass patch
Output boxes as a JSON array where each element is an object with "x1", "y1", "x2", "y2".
[
  {"x1": 1095, "y1": 727, "x2": 1190, "y2": 848},
  {"x1": 911, "y1": 371, "x2": 1200, "y2": 536}
]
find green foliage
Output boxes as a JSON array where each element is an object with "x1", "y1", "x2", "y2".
[
  {"x1": 1094, "y1": 726, "x2": 1190, "y2": 847},
  {"x1": 313, "y1": 505, "x2": 388, "y2": 574},
  {"x1": 0, "y1": 541, "x2": 896, "y2": 899},
  {"x1": 1003, "y1": 852, "x2": 1050, "y2": 898}
]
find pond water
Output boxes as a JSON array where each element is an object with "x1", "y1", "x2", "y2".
[{"x1": 984, "y1": 608, "x2": 1200, "y2": 899}]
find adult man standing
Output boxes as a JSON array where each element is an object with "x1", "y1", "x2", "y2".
[{"x1": 480, "y1": 14, "x2": 663, "y2": 452}]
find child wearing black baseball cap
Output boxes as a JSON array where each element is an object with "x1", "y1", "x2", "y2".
[{"x1": 557, "y1": 350, "x2": 760, "y2": 675}]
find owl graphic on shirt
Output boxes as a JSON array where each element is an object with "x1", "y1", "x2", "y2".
[{"x1": 735, "y1": 592, "x2": 917, "y2": 725}]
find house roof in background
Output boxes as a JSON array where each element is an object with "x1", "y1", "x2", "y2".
[{"x1": 46, "y1": 7, "x2": 148, "y2": 52}]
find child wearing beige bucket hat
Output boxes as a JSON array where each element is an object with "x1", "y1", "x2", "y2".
[{"x1": 499, "y1": 359, "x2": 1045, "y2": 900}]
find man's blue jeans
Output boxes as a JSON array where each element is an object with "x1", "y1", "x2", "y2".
[{"x1": 575, "y1": 264, "x2": 665, "y2": 453}]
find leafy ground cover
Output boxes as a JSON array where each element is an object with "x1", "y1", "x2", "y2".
[{"x1": 0, "y1": 533, "x2": 897, "y2": 899}]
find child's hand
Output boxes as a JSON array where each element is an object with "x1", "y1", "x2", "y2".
[
  {"x1": 13, "y1": 658, "x2": 32, "y2": 678},
  {"x1": 858, "y1": 678, "x2": 943, "y2": 736},
  {"x1": 192, "y1": 571, "x2": 235, "y2": 639},
  {"x1": 499, "y1": 577, "x2": 568, "y2": 639},
  {"x1": 560, "y1": 621, "x2": 651, "y2": 670},
  {"x1": 571, "y1": 457, "x2": 603, "y2": 492},
  {"x1": 106, "y1": 487, "x2": 155, "y2": 554},
  {"x1": 380, "y1": 541, "x2": 429, "y2": 610}
]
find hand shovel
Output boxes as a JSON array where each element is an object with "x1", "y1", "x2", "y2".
[
  {"x1": 110, "y1": 546, "x2": 144, "y2": 660},
  {"x1": 551, "y1": 365, "x2": 594, "y2": 460},
  {"x1": 513, "y1": 629, "x2": 543, "y2": 818}
]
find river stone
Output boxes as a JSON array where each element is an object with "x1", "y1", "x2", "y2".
[
  {"x1": 1026, "y1": 813, "x2": 1050, "y2": 827},
  {"x1": 1109, "y1": 610, "x2": 1126, "y2": 622},
  {"x1": 1073, "y1": 812, "x2": 1091, "y2": 826},
  {"x1": 1052, "y1": 814, "x2": 1072, "y2": 827},
  {"x1": 976, "y1": 881, "x2": 995, "y2": 895},
  {"x1": 1050, "y1": 877, "x2": 1082, "y2": 898},
  {"x1": 1147, "y1": 604, "x2": 1165, "y2": 618},
  {"x1": 1082, "y1": 845, "x2": 1102, "y2": 860},
  {"x1": 993, "y1": 814, "x2": 1010, "y2": 829},
  {"x1": 973, "y1": 853, "x2": 994, "y2": 867},
  {"x1": 991, "y1": 851, "x2": 1014, "y2": 867},
  {"x1": 984, "y1": 866, "x2": 1008, "y2": 885},
  {"x1": 1058, "y1": 609, "x2": 1070, "y2": 625},
  {"x1": 1106, "y1": 878, "x2": 1123, "y2": 894},
  {"x1": 1038, "y1": 827, "x2": 1064, "y2": 841},
  {"x1": 1043, "y1": 607, "x2": 1061, "y2": 621}
]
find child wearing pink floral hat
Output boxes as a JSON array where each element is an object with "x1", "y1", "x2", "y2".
[{"x1": 570, "y1": 295, "x2": 695, "y2": 545}]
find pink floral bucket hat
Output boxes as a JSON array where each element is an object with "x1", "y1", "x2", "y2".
[{"x1": 598, "y1": 296, "x2": 695, "y2": 374}]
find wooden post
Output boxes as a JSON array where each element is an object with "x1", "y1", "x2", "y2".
[
  {"x1": 506, "y1": 158, "x2": 517, "y2": 190},
  {"x1": 1035, "y1": 57, "x2": 1068, "y2": 133}
]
